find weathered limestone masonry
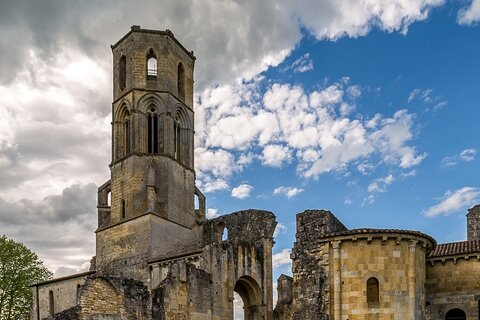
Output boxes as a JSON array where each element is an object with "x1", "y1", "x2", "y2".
[
  {"x1": 426, "y1": 240, "x2": 480, "y2": 319},
  {"x1": 274, "y1": 208, "x2": 480, "y2": 320},
  {"x1": 467, "y1": 204, "x2": 480, "y2": 241},
  {"x1": 30, "y1": 26, "x2": 276, "y2": 320},
  {"x1": 30, "y1": 26, "x2": 480, "y2": 320},
  {"x1": 289, "y1": 210, "x2": 348, "y2": 320}
]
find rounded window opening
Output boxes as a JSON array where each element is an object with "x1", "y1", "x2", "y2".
[
  {"x1": 366, "y1": 277, "x2": 379, "y2": 304},
  {"x1": 234, "y1": 276, "x2": 262, "y2": 320},
  {"x1": 445, "y1": 308, "x2": 466, "y2": 320},
  {"x1": 147, "y1": 49, "x2": 157, "y2": 78}
]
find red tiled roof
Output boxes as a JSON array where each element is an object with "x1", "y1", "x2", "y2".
[
  {"x1": 322, "y1": 228, "x2": 436, "y2": 245},
  {"x1": 428, "y1": 240, "x2": 480, "y2": 258}
]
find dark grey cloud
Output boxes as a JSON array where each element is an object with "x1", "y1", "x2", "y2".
[
  {"x1": 0, "y1": 183, "x2": 97, "y2": 271},
  {"x1": 0, "y1": 0, "x2": 452, "y2": 273}
]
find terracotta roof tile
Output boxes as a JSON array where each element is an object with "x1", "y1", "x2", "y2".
[
  {"x1": 428, "y1": 240, "x2": 480, "y2": 258},
  {"x1": 322, "y1": 228, "x2": 436, "y2": 245}
]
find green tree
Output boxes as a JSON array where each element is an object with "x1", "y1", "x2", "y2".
[{"x1": 0, "y1": 235, "x2": 52, "y2": 320}]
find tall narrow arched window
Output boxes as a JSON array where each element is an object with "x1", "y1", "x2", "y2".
[
  {"x1": 174, "y1": 119, "x2": 181, "y2": 160},
  {"x1": 147, "y1": 108, "x2": 159, "y2": 154},
  {"x1": 147, "y1": 49, "x2": 157, "y2": 78},
  {"x1": 125, "y1": 117, "x2": 130, "y2": 155},
  {"x1": 49, "y1": 290, "x2": 54, "y2": 315},
  {"x1": 366, "y1": 277, "x2": 379, "y2": 304},
  {"x1": 177, "y1": 62, "x2": 185, "y2": 101},
  {"x1": 119, "y1": 55, "x2": 126, "y2": 90}
]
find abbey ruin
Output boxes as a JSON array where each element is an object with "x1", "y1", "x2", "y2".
[{"x1": 31, "y1": 27, "x2": 480, "y2": 320}]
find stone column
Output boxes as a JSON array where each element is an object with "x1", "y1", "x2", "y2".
[
  {"x1": 332, "y1": 240, "x2": 342, "y2": 320},
  {"x1": 408, "y1": 240, "x2": 418, "y2": 319},
  {"x1": 263, "y1": 238, "x2": 274, "y2": 320}
]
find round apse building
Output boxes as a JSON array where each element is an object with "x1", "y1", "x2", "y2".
[{"x1": 290, "y1": 210, "x2": 436, "y2": 320}]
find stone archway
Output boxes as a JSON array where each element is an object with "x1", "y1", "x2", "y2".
[
  {"x1": 445, "y1": 308, "x2": 466, "y2": 320},
  {"x1": 234, "y1": 276, "x2": 263, "y2": 320}
]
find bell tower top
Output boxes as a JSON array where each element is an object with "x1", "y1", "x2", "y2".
[{"x1": 111, "y1": 25, "x2": 195, "y2": 109}]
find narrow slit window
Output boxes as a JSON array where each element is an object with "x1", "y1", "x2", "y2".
[
  {"x1": 177, "y1": 62, "x2": 185, "y2": 101},
  {"x1": 49, "y1": 290, "x2": 54, "y2": 315},
  {"x1": 148, "y1": 114, "x2": 153, "y2": 153},
  {"x1": 147, "y1": 113, "x2": 158, "y2": 154},
  {"x1": 119, "y1": 56, "x2": 126, "y2": 90},
  {"x1": 174, "y1": 121, "x2": 181, "y2": 160},
  {"x1": 121, "y1": 199, "x2": 126, "y2": 219},
  {"x1": 76, "y1": 284, "x2": 81, "y2": 303},
  {"x1": 125, "y1": 118, "x2": 130, "y2": 155}
]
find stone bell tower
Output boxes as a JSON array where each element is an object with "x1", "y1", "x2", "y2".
[{"x1": 95, "y1": 26, "x2": 205, "y2": 282}]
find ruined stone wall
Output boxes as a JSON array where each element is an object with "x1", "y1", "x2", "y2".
[
  {"x1": 426, "y1": 257, "x2": 480, "y2": 319},
  {"x1": 146, "y1": 209, "x2": 276, "y2": 320},
  {"x1": 273, "y1": 275, "x2": 293, "y2": 320},
  {"x1": 467, "y1": 204, "x2": 480, "y2": 241},
  {"x1": 290, "y1": 210, "x2": 347, "y2": 320},
  {"x1": 31, "y1": 272, "x2": 92, "y2": 320},
  {"x1": 152, "y1": 261, "x2": 213, "y2": 320}
]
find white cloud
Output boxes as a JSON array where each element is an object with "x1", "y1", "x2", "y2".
[
  {"x1": 231, "y1": 183, "x2": 253, "y2": 199},
  {"x1": 206, "y1": 208, "x2": 220, "y2": 219},
  {"x1": 441, "y1": 148, "x2": 477, "y2": 167},
  {"x1": 273, "y1": 249, "x2": 292, "y2": 269},
  {"x1": 273, "y1": 186, "x2": 304, "y2": 199},
  {"x1": 196, "y1": 80, "x2": 426, "y2": 188},
  {"x1": 363, "y1": 174, "x2": 395, "y2": 205},
  {"x1": 458, "y1": 0, "x2": 480, "y2": 25},
  {"x1": 260, "y1": 144, "x2": 292, "y2": 167},
  {"x1": 274, "y1": 223, "x2": 287, "y2": 237},
  {"x1": 367, "y1": 174, "x2": 394, "y2": 193},
  {"x1": 288, "y1": 53, "x2": 314, "y2": 73},
  {"x1": 423, "y1": 187, "x2": 480, "y2": 217},
  {"x1": 289, "y1": 0, "x2": 444, "y2": 40},
  {"x1": 460, "y1": 148, "x2": 477, "y2": 161}
]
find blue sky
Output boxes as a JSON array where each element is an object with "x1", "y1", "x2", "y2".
[{"x1": 0, "y1": 0, "x2": 479, "y2": 283}]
